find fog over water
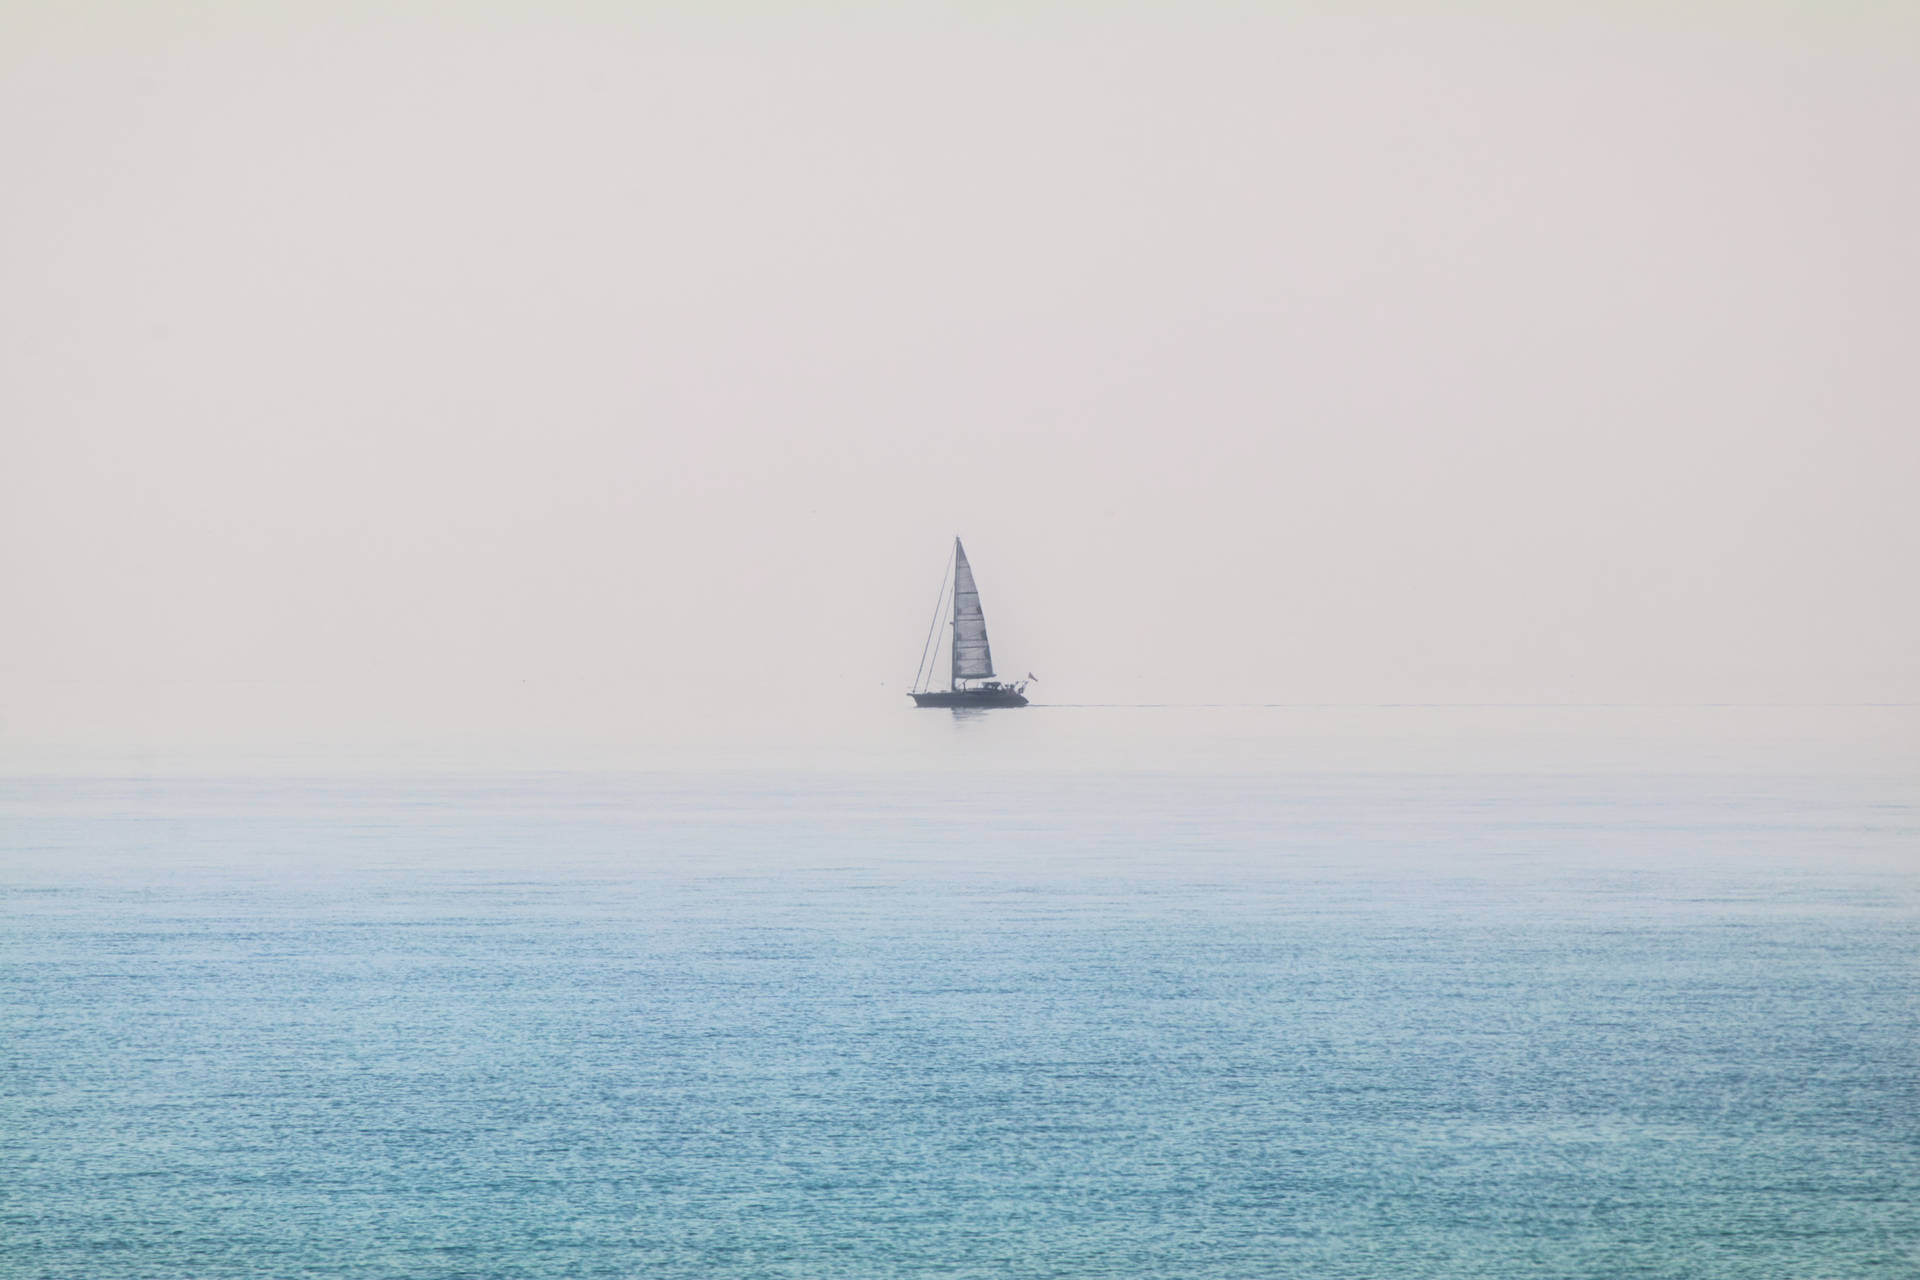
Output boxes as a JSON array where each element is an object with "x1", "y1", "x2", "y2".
[
  {"x1": 9, "y1": 19, "x2": 1920, "y2": 1279},
  {"x1": 3, "y1": 3, "x2": 1916, "y2": 766}
]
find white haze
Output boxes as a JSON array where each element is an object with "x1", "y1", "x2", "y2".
[{"x1": 2, "y1": 3, "x2": 1916, "y2": 763}]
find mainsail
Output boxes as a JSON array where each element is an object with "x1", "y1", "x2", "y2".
[{"x1": 950, "y1": 537, "x2": 994, "y2": 683}]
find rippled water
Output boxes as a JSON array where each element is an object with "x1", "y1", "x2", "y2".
[{"x1": 4, "y1": 763, "x2": 1917, "y2": 1277}]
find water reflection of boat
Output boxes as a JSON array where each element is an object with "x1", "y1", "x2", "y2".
[{"x1": 908, "y1": 538, "x2": 1032, "y2": 708}]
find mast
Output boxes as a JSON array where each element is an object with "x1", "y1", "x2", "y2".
[{"x1": 950, "y1": 536, "x2": 994, "y2": 689}]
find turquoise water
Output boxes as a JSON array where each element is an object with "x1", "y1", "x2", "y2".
[{"x1": 4, "y1": 768, "x2": 1917, "y2": 1277}]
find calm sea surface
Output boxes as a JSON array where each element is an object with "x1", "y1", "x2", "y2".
[{"x1": 4, "y1": 713, "x2": 1918, "y2": 1277}]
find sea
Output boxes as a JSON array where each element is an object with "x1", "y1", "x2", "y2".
[{"x1": 3, "y1": 706, "x2": 1917, "y2": 1278}]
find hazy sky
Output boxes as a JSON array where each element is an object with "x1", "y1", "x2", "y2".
[{"x1": 3, "y1": 3, "x2": 1916, "y2": 752}]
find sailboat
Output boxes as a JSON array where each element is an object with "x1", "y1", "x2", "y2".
[{"x1": 909, "y1": 538, "x2": 1032, "y2": 708}]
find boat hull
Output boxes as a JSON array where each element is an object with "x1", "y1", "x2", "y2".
[{"x1": 910, "y1": 689, "x2": 1029, "y2": 708}]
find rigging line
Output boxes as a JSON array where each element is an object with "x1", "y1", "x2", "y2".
[
  {"x1": 910, "y1": 544, "x2": 955, "y2": 694},
  {"x1": 916, "y1": 554, "x2": 954, "y2": 694}
]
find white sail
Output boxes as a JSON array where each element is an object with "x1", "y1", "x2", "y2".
[{"x1": 950, "y1": 537, "x2": 994, "y2": 683}]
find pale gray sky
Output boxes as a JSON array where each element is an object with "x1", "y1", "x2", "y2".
[{"x1": 3, "y1": 3, "x2": 1916, "y2": 754}]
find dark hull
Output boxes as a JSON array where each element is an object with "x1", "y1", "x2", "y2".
[{"x1": 910, "y1": 690, "x2": 1029, "y2": 708}]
